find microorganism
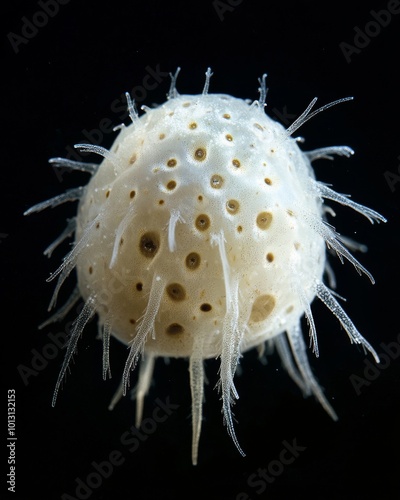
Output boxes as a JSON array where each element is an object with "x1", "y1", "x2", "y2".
[{"x1": 25, "y1": 68, "x2": 386, "y2": 465}]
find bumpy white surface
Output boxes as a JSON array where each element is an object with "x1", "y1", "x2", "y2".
[
  {"x1": 76, "y1": 93, "x2": 325, "y2": 358},
  {"x1": 26, "y1": 70, "x2": 386, "y2": 465}
]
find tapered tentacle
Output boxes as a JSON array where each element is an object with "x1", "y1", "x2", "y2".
[
  {"x1": 189, "y1": 336, "x2": 205, "y2": 466},
  {"x1": 211, "y1": 230, "x2": 245, "y2": 457},
  {"x1": 274, "y1": 334, "x2": 309, "y2": 395},
  {"x1": 43, "y1": 218, "x2": 76, "y2": 258},
  {"x1": 134, "y1": 353, "x2": 156, "y2": 427},
  {"x1": 24, "y1": 187, "x2": 85, "y2": 215},
  {"x1": 38, "y1": 286, "x2": 80, "y2": 330},
  {"x1": 122, "y1": 274, "x2": 165, "y2": 394},
  {"x1": 102, "y1": 317, "x2": 113, "y2": 380},
  {"x1": 47, "y1": 213, "x2": 103, "y2": 309},
  {"x1": 286, "y1": 322, "x2": 338, "y2": 420},
  {"x1": 52, "y1": 295, "x2": 97, "y2": 406}
]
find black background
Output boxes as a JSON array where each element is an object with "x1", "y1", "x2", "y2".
[{"x1": 2, "y1": 1, "x2": 400, "y2": 499}]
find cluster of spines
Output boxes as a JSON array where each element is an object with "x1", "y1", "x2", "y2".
[{"x1": 24, "y1": 68, "x2": 386, "y2": 465}]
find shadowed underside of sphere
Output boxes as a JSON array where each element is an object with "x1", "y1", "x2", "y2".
[{"x1": 25, "y1": 68, "x2": 386, "y2": 465}]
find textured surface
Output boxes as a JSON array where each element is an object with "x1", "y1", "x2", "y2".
[
  {"x1": 25, "y1": 72, "x2": 386, "y2": 465},
  {"x1": 75, "y1": 93, "x2": 326, "y2": 358}
]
